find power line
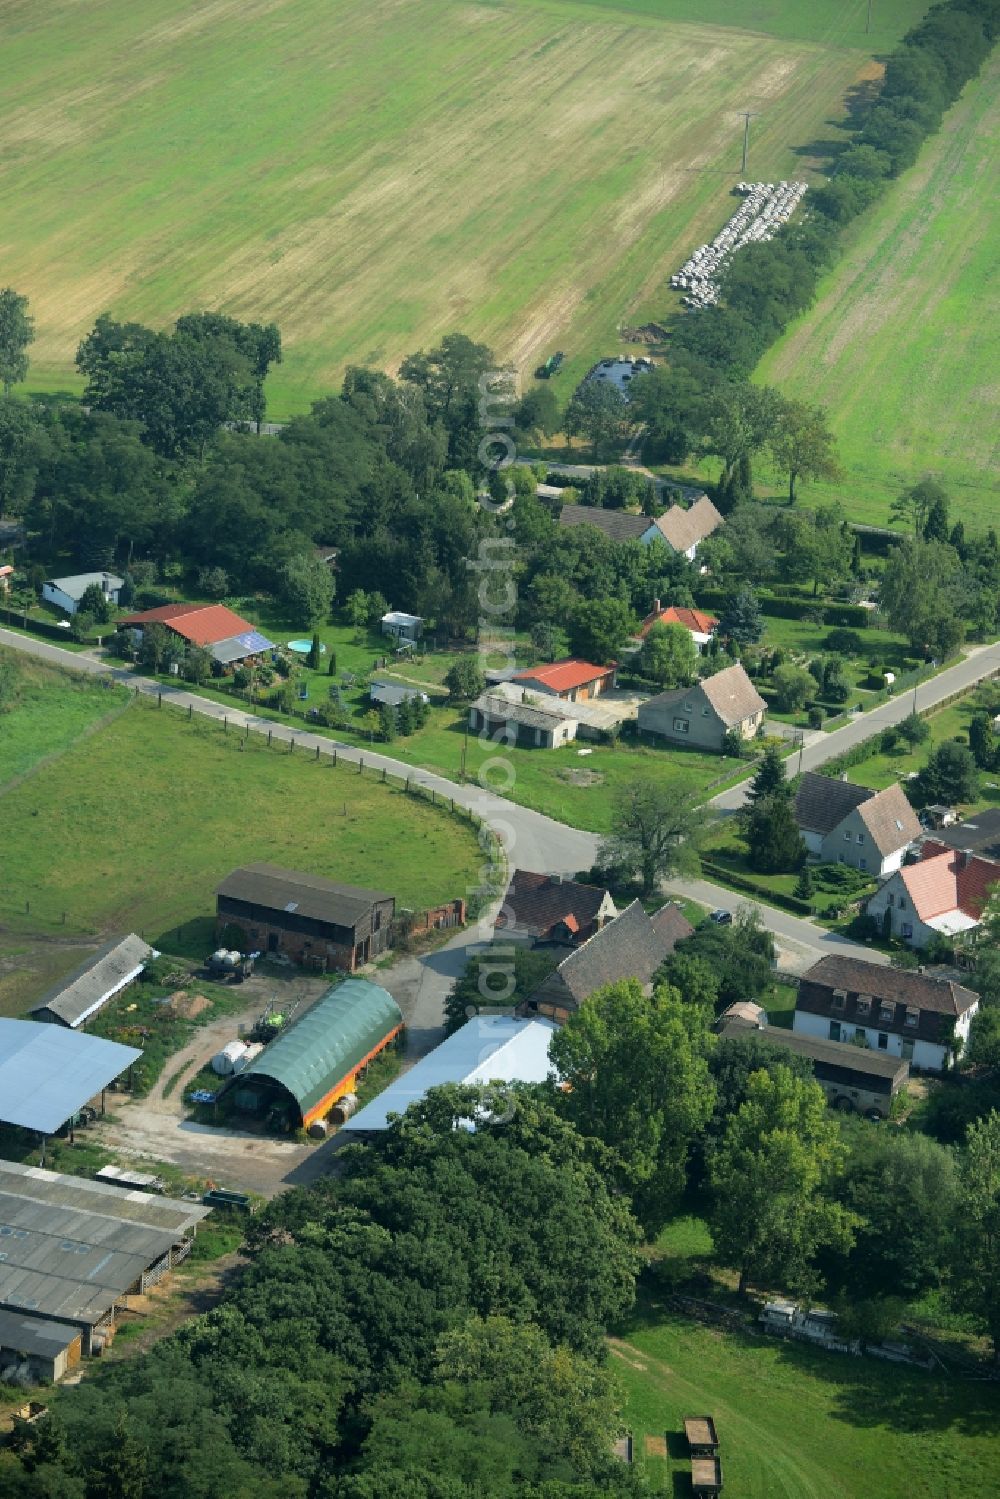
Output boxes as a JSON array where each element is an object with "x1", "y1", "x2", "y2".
[{"x1": 739, "y1": 111, "x2": 760, "y2": 175}]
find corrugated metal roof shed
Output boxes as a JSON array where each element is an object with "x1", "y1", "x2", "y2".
[
  {"x1": 0, "y1": 1161, "x2": 208, "y2": 1236},
  {"x1": 0, "y1": 1162, "x2": 209, "y2": 1327},
  {"x1": 0, "y1": 1022, "x2": 141, "y2": 1134},
  {"x1": 342, "y1": 1015, "x2": 557, "y2": 1132},
  {"x1": 236, "y1": 978, "x2": 403, "y2": 1121},
  {"x1": 0, "y1": 1307, "x2": 80, "y2": 1359},
  {"x1": 30, "y1": 934, "x2": 153, "y2": 1028}
]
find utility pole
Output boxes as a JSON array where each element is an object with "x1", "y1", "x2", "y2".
[
  {"x1": 740, "y1": 112, "x2": 759, "y2": 175},
  {"x1": 866, "y1": 0, "x2": 873, "y2": 35}
]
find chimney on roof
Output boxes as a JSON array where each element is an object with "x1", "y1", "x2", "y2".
[
  {"x1": 958, "y1": 848, "x2": 973, "y2": 869},
  {"x1": 653, "y1": 598, "x2": 661, "y2": 614}
]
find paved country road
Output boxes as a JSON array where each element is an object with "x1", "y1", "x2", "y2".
[
  {"x1": 4, "y1": 627, "x2": 999, "y2": 974},
  {"x1": 711, "y1": 638, "x2": 1000, "y2": 812}
]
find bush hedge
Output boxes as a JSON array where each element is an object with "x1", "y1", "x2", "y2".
[{"x1": 699, "y1": 858, "x2": 815, "y2": 916}]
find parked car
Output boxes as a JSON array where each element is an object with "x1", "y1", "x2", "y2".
[{"x1": 710, "y1": 909, "x2": 732, "y2": 926}]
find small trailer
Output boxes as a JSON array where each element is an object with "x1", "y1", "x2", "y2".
[
  {"x1": 685, "y1": 1416, "x2": 722, "y2": 1496},
  {"x1": 204, "y1": 948, "x2": 256, "y2": 983}
]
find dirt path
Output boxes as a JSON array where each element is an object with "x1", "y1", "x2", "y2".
[{"x1": 96, "y1": 971, "x2": 330, "y2": 1195}]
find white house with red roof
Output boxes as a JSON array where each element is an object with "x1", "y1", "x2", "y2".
[
  {"x1": 637, "y1": 600, "x2": 719, "y2": 651},
  {"x1": 866, "y1": 847, "x2": 999, "y2": 948},
  {"x1": 512, "y1": 659, "x2": 618, "y2": 702}
]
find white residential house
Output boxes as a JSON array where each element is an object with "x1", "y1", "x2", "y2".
[
  {"x1": 380, "y1": 610, "x2": 423, "y2": 643},
  {"x1": 558, "y1": 492, "x2": 723, "y2": 561},
  {"x1": 42, "y1": 572, "x2": 123, "y2": 617},
  {"x1": 793, "y1": 774, "x2": 921, "y2": 877},
  {"x1": 866, "y1": 847, "x2": 998, "y2": 949},
  {"x1": 793, "y1": 954, "x2": 979, "y2": 1071}
]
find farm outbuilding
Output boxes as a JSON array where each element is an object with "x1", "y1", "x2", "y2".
[
  {"x1": 224, "y1": 979, "x2": 403, "y2": 1129},
  {"x1": 0, "y1": 1160, "x2": 209, "y2": 1358},
  {"x1": 0, "y1": 1021, "x2": 140, "y2": 1136},
  {"x1": 30, "y1": 934, "x2": 154, "y2": 1029},
  {"x1": 342, "y1": 1014, "x2": 557, "y2": 1133},
  {"x1": 216, "y1": 864, "x2": 396, "y2": 971},
  {"x1": 0, "y1": 1309, "x2": 83, "y2": 1385}
]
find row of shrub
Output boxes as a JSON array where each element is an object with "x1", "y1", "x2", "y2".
[
  {"x1": 667, "y1": 0, "x2": 999, "y2": 380},
  {"x1": 699, "y1": 858, "x2": 814, "y2": 916},
  {"x1": 693, "y1": 588, "x2": 873, "y2": 628}
]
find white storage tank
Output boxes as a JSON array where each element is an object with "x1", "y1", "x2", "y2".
[{"x1": 211, "y1": 1040, "x2": 248, "y2": 1077}]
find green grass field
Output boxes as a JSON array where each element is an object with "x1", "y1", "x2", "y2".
[
  {"x1": 3, "y1": 0, "x2": 927, "y2": 416},
  {"x1": 0, "y1": 649, "x2": 130, "y2": 785},
  {"x1": 0, "y1": 694, "x2": 482, "y2": 948},
  {"x1": 758, "y1": 53, "x2": 1000, "y2": 531},
  {"x1": 613, "y1": 1310, "x2": 1000, "y2": 1497}
]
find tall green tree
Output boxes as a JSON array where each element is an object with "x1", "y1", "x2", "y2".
[
  {"x1": 703, "y1": 381, "x2": 782, "y2": 493},
  {"x1": 599, "y1": 779, "x2": 709, "y2": 896},
  {"x1": 549, "y1": 979, "x2": 715, "y2": 1231},
  {"x1": 879, "y1": 536, "x2": 965, "y2": 657},
  {"x1": 744, "y1": 793, "x2": 807, "y2": 874},
  {"x1": 718, "y1": 583, "x2": 764, "y2": 645},
  {"x1": 0, "y1": 288, "x2": 34, "y2": 396},
  {"x1": 567, "y1": 597, "x2": 635, "y2": 664},
  {"x1": 890, "y1": 478, "x2": 948, "y2": 537},
  {"x1": 743, "y1": 742, "x2": 788, "y2": 809},
  {"x1": 639, "y1": 620, "x2": 697, "y2": 687},
  {"x1": 955, "y1": 1110, "x2": 1000, "y2": 1364},
  {"x1": 829, "y1": 1130, "x2": 959, "y2": 1303},
  {"x1": 914, "y1": 740, "x2": 978, "y2": 805},
  {"x1": 772, "y1": 662, "x2": 816, "y2": 713},
  {"x1": 770, "y1": 399, "x2": 841, "y2": 502},
  {"x1": 562, "y1": 382, "x2": 629, "y2": 461},
  {"x1": 709, "y1": 1065, "x2": 857, "y2": 1296},
  {"x1": 279, "y1": 553, "x2": 335, "y2": 623}
]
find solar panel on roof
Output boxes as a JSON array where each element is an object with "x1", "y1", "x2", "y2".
[{"x1": 237, "y1": 631, "x2": 273, "y2": 653}]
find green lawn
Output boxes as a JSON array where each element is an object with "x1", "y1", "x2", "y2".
[
  {"x1": 3, "y1": 0, "x2": 899, "y2": 416},
  {"x1": 0, "y1": 694, "x2": 483, "y2": 952},
  {"x1": 758, "y1": 54, "x2": 1000, "y2": 532},
  {"x1": 845, "y1": 695, "x2": 1000, "y2": 811},
  {"x1": 613, "y1": 1307, "x2": 1000, "y2": 1497},
  {"x1": 0, "y1": 648, "x2": 130, "y2": 785}
]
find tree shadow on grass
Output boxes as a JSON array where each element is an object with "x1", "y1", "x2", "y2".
[{"x1": 768, "y1": 1336, "x2": 1000, "y2": 1438}]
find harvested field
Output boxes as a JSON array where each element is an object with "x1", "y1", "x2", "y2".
[
  {"x1": 759, "y1": 54, "x2": 1000, "y2": 531},
  {"x1": 2, "y1": 0, "x2": 925, "y2": 414}
]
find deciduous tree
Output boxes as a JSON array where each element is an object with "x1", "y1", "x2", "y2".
[
  {"x1": 770, "y1": 399, "x2": 842, "y2": 502},
  {"x1": 599, "y1": 779, "x2": 709, "y2": 896},
  {"x1": 639, "y1": 621, "x2": 697, "y2": 687},
  {"x1": 709, "y1": 1065, "x2": 857, "y2": 1296},
  {"x1": 550, "y1": 978, "x2": 715, "y2": 1230},
  {"x1": 955, "y1": 1110, "x2": 1000, "y2": 1364},
  {"x1": 0, "y1": 288, "x2": 34, "y2": 396}
]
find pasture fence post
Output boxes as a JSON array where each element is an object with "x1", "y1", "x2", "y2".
[{"x1": 267, "y1": 729, "x2": 272, "y2": 747}]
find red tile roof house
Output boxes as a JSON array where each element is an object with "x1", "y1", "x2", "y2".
[
  {"x1": 865, "y1": 847, "x2": 999, "y2": 950},
  {"x1": 512, "y1": 659, "x2": 618, "y2": 703},
  {"x1": 117, "y1": 604, "x2": 274, "y2": 667},
  {"x1": 793, "y1": 954, "x2": 980, "y2": 1072},
  {"x1": 637, "y1": 601, "x2": 719, "y2": 651},
  {"x1": 494, "y1": 870, "x2": 618, "y2": 947}
]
